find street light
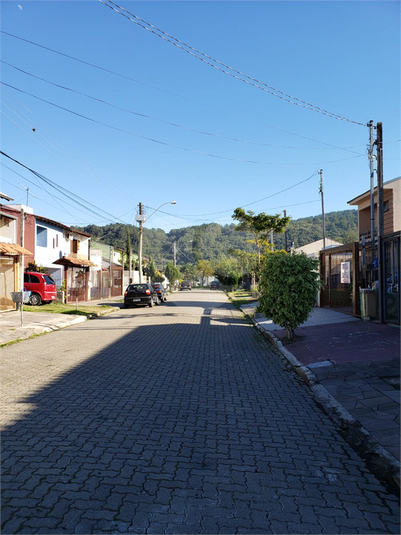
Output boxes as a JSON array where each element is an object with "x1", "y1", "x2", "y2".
[{"x1": 136, "y1": 201, "x2": 177, "y2": 283}]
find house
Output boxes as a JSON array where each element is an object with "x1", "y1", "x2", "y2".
[
  {"x1": 0, "y1": 204, "x2": 96, "y2": 304},
  {"x1": 293, "y1": 238, "x2": 343, "y2": 258},
  {"x1": 0, "y1": 204, "x2": 33, "y2": 311},
  {"x1": 348, "y1": 176, "x2": 401, "y2": 240},
  {"x1": 347, "y1": 176, "x2": 400, "y2": 324},
  {"x1": 89, "y1": 241, "x2": 123, "y2": 299}
]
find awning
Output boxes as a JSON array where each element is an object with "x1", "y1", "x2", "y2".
[
  {"x1": 53, "y1": 254, "x2": 97, "y2": 268},
  {"x1": 0, "y1": 242, "x2": 33, "y2": 255}
]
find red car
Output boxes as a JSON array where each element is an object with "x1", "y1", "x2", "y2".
[
  {"x1": 24, "y1": 272, "x2": 57, "y2": 305},
  {"x1": 151, "y1": 283, "x2": 167, "y2": 302}
]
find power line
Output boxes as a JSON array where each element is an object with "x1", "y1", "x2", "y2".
[
  {"x1": 0, "y1": 151, "x2": 128, "y2": 224},
  {"x1": 99, "y1": 0, "x2": 367, "y2": 126},
  {"x1": 1, "y1": 31, "x2": 372, "y2": 151},
  {"x1": 1, "y1": 60, "x2": 367, "y2": 155},
  {"x1": 1, "y1": 85, "x2": 134, "y2": 204},
  {"x1": 0, "y1": 82, "x2": 365, "y2": 167}
]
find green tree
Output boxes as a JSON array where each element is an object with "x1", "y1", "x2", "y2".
[
  {"x1": 144, "y1": 257, "x2": 157, "y2": 280},
  {"x1": 232, "y1": 208, "x2": 291, "y2": 267},
  {"x1": 258, "y1": 251, "x2": 321, "y2": 340},
  {"x1": 164, "y1": 263, "x2": 180, "y2": 289},
  {"x1": 197, "y1": 259, "x2": 214, "y2": 286},
  {"x1": 214, "y1": 257, "x2": 242, "y2": 288}
]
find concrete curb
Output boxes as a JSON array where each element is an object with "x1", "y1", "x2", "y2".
[{"x1": 247, "y1": 313, "x2": 401, "y2": 495}]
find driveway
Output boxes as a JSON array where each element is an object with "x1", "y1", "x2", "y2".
[{"x1": 1, "y1": 290, "x2": 399, "y2": 533}]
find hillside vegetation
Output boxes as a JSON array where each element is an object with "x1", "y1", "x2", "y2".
[{"x1": 75, "y1": 210, "x2": 358, "y2": 269}]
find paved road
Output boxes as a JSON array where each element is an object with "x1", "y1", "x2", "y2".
[{"x1": 1, "y1": 290, "x2": 399, "y2": 534}]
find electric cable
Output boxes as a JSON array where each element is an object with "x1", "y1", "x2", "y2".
[
  {"x1": 99, "y1": 0, "x2": 366, "y2": 126},
  {"x1": 1, "y1": 60, "x2": 366, "y2": 154},
  {"x1": 1, "y1": 31, "x2": 372, "y2": 150},
  {"x1": 0, "y1": 82, "x2": 366, "y2": 167},
  {"x1": 0, "y1": 151, "x2": 130, "y2": 224}
]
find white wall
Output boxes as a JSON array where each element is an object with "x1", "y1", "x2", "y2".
[{"x1": 35, "y1": 222, "x2": 69, "y2": 267}]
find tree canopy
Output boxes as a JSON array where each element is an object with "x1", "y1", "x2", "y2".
[{"x1": 74, "y1": 209, "x2": 357, "y2": 272}]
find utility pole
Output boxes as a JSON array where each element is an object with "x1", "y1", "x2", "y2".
[
  {"x1": 20, "y1": 207, "x2": 25, "y2": 292},
  {"x1": 138, "y1": 203, "x2": 144, "y2": 283},
  {"x1": 19, "y1": 183, "x2": 35, "y2": 207},
  {"x1": 109, "y1": 245, "x2": 112, "y2": 298},
  {"x1": 173, "y1": 241, "x2": 177, "y2": 267},
  {"x1": 19, "y1": 207, "x2": 25, "y2": 325},
  {"x1": 319, "y1": 169, "x2": 326, "y2": 250},
  {"x1": 284, "y1": 210, "x2": 288, "y2": 251},
  {"x1": 376, "y1": 122, "x2": 385, "y2": 323},
  {"x1": 368, "y1": 121, "x2": 376, "y2": 270}
]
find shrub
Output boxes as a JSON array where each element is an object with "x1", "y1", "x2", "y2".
[{"x1": 258, "y1": 252, "x2": 321, "y2": 340}]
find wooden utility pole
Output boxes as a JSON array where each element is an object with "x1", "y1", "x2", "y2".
[
  {"x1": 319, "y1": 169, "x2": 326, "y2": 250},
  {"x1": 173, "y1": 241, "x2": 177, "y2": 267},
  {"x1": 20, "y1": 207, "x2": 25, "y2": 292},
  {"x1": 284, "y1": 210, "x2": 288, "y2": 251},
  {"x1": 368, "y1": 120, "x2": 376, "y2": 268},
  {"x1": 138, "y1": 203, "x2": 144, "y2": 283},
  {"x1": 376, "y1": 122, "x2": 385, "y2": 323}
]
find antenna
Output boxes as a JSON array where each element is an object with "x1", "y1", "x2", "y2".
[{"x1": 18, "y1": 183, "x2": 36, "y2": 206}]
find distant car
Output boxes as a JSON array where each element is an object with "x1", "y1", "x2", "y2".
[
  {"x1": 24, "y1": 272, "x2": 57, "y2": 305},
  {"x1": 210, "y1": 281, "x2": 220, "y2": 290},
  {"x1": 151, "y1": 283, "x2": 167, "y2": 302},
  {"x1": 124, "y1": 283, "x2": 158, "y2": 308},
  {"x1": 180, "y1": 280, "x2": 192, "y2": 291}
]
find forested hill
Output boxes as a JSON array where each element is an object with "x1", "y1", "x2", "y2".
[{"x1": 75, "y1": 209, "x2": 357, "y2": 268}]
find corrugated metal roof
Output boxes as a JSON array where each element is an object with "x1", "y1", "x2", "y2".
[{"x1": 0, "y1": 242, "x2": 33, "y2": 255}]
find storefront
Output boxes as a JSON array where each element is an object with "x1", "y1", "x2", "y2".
[{"x1": 320, "y1": 243, "x2": 359, "y2": 316}]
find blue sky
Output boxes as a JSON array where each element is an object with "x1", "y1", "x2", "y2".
[{"x1": 1, "y1": 0, "x2": 400, "y2": 233}]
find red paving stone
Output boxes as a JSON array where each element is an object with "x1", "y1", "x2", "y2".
[{"x1": 273, "y1": 321, "x2": 400, "y2": 365}]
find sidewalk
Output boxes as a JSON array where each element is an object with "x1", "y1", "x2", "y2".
[
  {"x1": 241, "y1": 302, "x2": 400, "y2": 491},
  {"x1": 0, "y1": 297, "x2": 121, "y2": 346}
]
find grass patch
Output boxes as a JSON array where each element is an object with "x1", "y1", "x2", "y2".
[
  {"x1": 227, "y1": 289, "x2": 259, "y2": 308},
  {"x1": 22, "y1": 301, "x2": 115, "y2": 318}
]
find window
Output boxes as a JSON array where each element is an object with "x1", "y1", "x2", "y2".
[
  {"x1": 30, "y1": 274, "x2": 40, "y2": 284},
  {"x1": 72, "y1": 239, "x2": 78, "y2": 253},
  {"x1": 36, "y1": 226, "x2": 47, "y2": 247}
]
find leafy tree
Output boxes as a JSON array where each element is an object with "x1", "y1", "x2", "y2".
[
  {"x1": 25, "y1": 262, "x2": 48, "y2": 273},
  {"x1": 152, "y1": 270, "x2": 165, "y2": 283},
  {"x1": 192, "y1": 228, "x2": 204, "y2": 262},
  {"x1": 164, "y1": 263, "x2": 180, "y2": 289},
  {"x1": 180, "y1": 263, "x2": 198, "y2": 283},
  {"x1": 214, "y1": 257, "x2": 242, "y2": 287},
  {"x1": 197, "y1": 259, "x2": 214, "y2": 286},
  {"x1": 258, "y1": 251, "x2": 321, "y2": 340},
  {"x1": 232, "y1": 208, "x2": 291, "y2": 267},
  {"x1": 74, "y1": 209, "x2": 357, "y2": 267},
  {"x1": 144, "y1": 257, "x2": 157, "y2": 280}
]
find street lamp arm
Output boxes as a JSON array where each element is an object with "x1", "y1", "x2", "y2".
[{"x1": 146, "y1": 201, "x2": 177, "y2": 221}]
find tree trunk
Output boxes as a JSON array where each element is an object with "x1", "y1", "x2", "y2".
[{"x1": 285, "y1": 325, "x2": 294, "y2": 340}]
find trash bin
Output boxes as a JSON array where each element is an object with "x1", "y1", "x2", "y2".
[
  {"x1": 360, "y1": 289, "x2": 378, "y2": 320},
  {"x1": 10, "y1": 291, "x2": 31, "y2": 304}
]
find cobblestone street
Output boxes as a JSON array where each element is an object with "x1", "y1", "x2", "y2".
[{"x1": 1, "y1": 290, "x2": 400, "y2": 534}]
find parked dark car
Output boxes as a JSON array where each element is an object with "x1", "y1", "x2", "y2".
[
  {"x1": 24, "y1": 272, "x2": 57, "y2": 305},
  {"x1": 210, "y1": 281, "x2": 220, "y2": 290},
  {"x1": 180, "y1": 280, "x2": 192, "y2": 291},
  {"x1": 124, "y1": 283, "x2": 158, "y2": 308},
  {"x1": 151, "y1": 283, "x2": 167, "y2": 302}
]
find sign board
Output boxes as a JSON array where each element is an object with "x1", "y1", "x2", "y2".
[
  {"x1": 135, "y1": 214, "x2": 146, "y2": 222},
  {"x1": 340, "y1": 261, "x2": 351, "y2": 284}
]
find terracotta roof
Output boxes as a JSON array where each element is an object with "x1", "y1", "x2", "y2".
[
  {"x1": 53, "y1": 254, "x2": 97, "y2": 267},
  {"x1": 0, "y1": 242, "x2": 33, "y2": 255}
]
